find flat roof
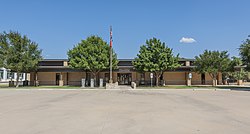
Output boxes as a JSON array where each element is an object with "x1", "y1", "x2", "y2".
[
  {"x1": 41, "y1": 59, "x2": 68, "y2": 61},
  {"x1": 179, "y1": 58, "x2": 195, "y2": 61},
  {"x1": 41, "y1": 58, "x2": 195, "y2": 62}
]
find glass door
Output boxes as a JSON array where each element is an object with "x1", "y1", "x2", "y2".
[
  {"x1": 117, "y1": 73, "x2": 132, "y2": 85},
  {"x1": 56, "y1": 73, "x2": 60, "y2": 85},
  {"x1": 201, "y1": 73, "x2": 205, "y2": 85}
]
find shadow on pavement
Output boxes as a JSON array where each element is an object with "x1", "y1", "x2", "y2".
[{"x1": 217, "y1": 86, "x2": 250, "y2": 91}]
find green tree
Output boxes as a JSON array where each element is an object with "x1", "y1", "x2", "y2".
[
  {"x1": 228, "y1": 57, "x2": 248, "y2": 81},
  {"x1": 194, "y1": 50, "x2": 230, "y2": 86},
  {"x1": 133, "y1": 38, "x2": 180, "y2": 86},
  {"x1": 228, "y1": 57, "x2": 243, "y2": 72},
  {"x1": 67, "y1": 35, "x2": 118, "y2": 86},
  {"x1": 0, "y1": 31, "x2": 43, "y2": 87},
  {"x1": 239, "y1": 35, "x2": 250, "y2": 70},
  {"x1": 231, "y1": 69, "x2": 248, "y2": 81},
  {"x1": 0, "y1": 37, "x2": 7, "y2": 67}
]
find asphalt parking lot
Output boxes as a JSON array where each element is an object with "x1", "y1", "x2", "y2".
[{"x1": 0, "y1": 89, "x2": 250, "y2": 134}]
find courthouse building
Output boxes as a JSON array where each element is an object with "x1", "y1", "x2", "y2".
[{"x1": 29, "y1": 59, "x2": 222, "y2": 86}]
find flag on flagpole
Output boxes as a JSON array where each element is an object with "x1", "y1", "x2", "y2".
[{"x1": 110, "y1": 26, "x2": 112, "y2": 47}]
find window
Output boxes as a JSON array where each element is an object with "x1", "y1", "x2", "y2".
[
  {"x1": 178, "y1": 61, "x2": 185, "y2": 66},
  {"x1": 104, "y1": 73, "x2": 110, "y2": 83},
  {"x1": 7, "y1": 71, "x2": 14, "y2": 79},
  {"x1": 19, "y1": 73, "x2": 24, "y2": 80},
  {"x1": 0, "y1": 70, "x2": 3, "y2": 79},
  {"x1": 190, "y1": 61, "x2": 194, "y2": 66}
]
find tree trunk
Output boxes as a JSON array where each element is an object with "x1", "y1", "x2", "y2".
[
  {"x1": 212, "y1": 79, "x2": 217, "y2": 87},
  {"x1": 155, "y1": 72, "x2": 160, "y2": 87},
  {"x1": 210, "y1": 73, "x2": 218, "y2": 87},
  {"x1": 237, "y1": 80, "x2": 243, "y2": 85},
  {"x1": 16, "y1": 73, "x2": 20, "y2": 88},
  {"x1": 35, "y1": 72, "x2": 38, "y2": 86},
  {"x1": 85, "y1": 70, "x2": 87, "y2": 87},
  {"x1": 155, "y1": 72, "x2": 163, "y2": 87},
  {"x1": 156, "y1": 77, "x2": 158, "y2": 87},
  {"x1": 92, "y1": 72, "x2": 98, "y2": 87},
  {"x1": 94, "y1": 73, "x2": 97, "y2": 87}
]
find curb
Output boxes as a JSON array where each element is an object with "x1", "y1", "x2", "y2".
[
  {"x1": 0, "y1": 88, "x2": 232, "y2": 91},
  {"x1": 192, "y1": 88, "x2": 231, "y2": 91}
]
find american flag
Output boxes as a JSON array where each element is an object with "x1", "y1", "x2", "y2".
[{"x1": 110, "y1": 26, "x2": 113, "y2": 47}]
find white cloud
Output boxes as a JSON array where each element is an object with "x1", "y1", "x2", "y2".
[{"x1": 180, "y1": 37, "x2": 196, "y2": 43}]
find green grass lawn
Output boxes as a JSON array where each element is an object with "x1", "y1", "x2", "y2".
[
  {"x1": 0, "y1": 85, "x2": 106, "y2": 89},
  {"x1": 137, "y1": 85, "x2": 217, "y2": 89},
  {"x1": 1, "y1": 84, "x2": 250, "y2": 91},
  {"x1": 216, "y1": 86, "x2": 250, "y2": 91},
  {"x1": 138, "y1": 85, "x2": 250, "y2": 90},
  {"x1": 33, "y1": 86, "x2": 106, "y2": 89},
  {"x1": 0, "y1": 83, "x2": 8, "y2": 88},
  {"x1": 27, "y1": 86, "x2": 82, "y2": 89}
]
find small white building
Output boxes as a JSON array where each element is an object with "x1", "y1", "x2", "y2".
[{"x1": 0, "y1": 67, "x2": 27, "y2": 82}]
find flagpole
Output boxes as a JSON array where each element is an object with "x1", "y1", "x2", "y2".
[{"x1": 109, "y1": 26, "x2": 113, "y2": 83}]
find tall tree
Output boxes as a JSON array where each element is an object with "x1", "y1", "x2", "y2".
[
  {"x1": 194, "y1": 50, "x2": 230, "y2": 86},
  {"x1": 133, "y1": 38, "x2": 180, "y2": 86},
  {"x1": 0, "y1": 37, "x2": 7, "y2": 67},
  {"x1": 239, "y1": 35, "x2": 250, "y2": 70},
  {"x1": 228, "y1": 57, "x2": 243, "y2": 72},
  {"x1": 228, "y1": 57, "x2": 248, "y2": 82},
  {"x1": 0, "y1": 31, "x2": 43, "y2": 87},
  {"x1": 67, "y1": 35, "x2": 118, "y2": 86}
]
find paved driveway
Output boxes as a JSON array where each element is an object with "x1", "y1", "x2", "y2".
[{"x1": 0, "y1": 89, "x2": 250, "y2": 134}]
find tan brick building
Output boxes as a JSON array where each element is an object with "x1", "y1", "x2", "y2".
[{"x1": 30, "y1": 59, "x2": 222, "y2": 86}]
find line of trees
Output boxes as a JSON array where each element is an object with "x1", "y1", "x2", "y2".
[
  {"x1": 68, "y1": 35, "x2": 249, "y2": 87},
  {"x1": 133, "y1": 37, "x2": 250, "y2": 86},
  {"x1": 1, "y1": 30, "x2": 250, "y2": 87}
]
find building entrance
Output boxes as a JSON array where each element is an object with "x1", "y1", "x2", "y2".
[
  {"x1": 201, "y1": 73, "x2": 205, "y2": 85},
  {"x1": 117, "y1": 73, "x2": 132, "y2": 85},
  {"x1": 56, "y1": 73, "x2": 60, "y2": 85}
]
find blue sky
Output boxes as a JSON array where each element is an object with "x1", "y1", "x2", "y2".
[{"x1": 0, "y1": 0, "x2": 250, "y2": 59}]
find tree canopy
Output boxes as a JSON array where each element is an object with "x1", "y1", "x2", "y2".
[
  {"x1": 0, "y1": 31, "x2": 43, "y2": 87},
  {"x1": 133, "y1": 37, "x2": 180, "y2": 86},
  {"x1": 194, "y1": 50, "x2": 230, "y2": 86},
  {"x1": 228, "y1": 57, "x2": 243, "y2": 72},
  {"x1": 227, "y1": 57, "x2": 248, "y2": 81},
  {"x1": 67, "y1": 35, "x2": 118, "y2": 85},
  {"x1": 239, "y1": 35, "x2": 250, "y2": 70}
]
